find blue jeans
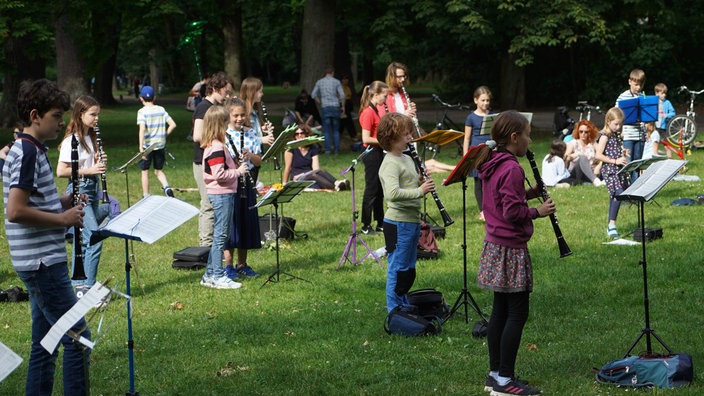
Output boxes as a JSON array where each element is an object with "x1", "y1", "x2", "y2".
[
  {"x1": 68, "y1": 179, "x2": 111, "y2": 288},
  {"x1": 623, "y1": 139, "x2": 644, "y2": 183},
  {"x1": 17, "y1": 263, "x2": 90, "y2": 396},
  {"x1": 321, "y1": 106, "x2": 341, "y2": 153},
  {"x1": 207, "y1": 193, "x2": 234, "y2": 279},
  {"x1": 384, "y1": 220, "x2": 421, "y2": 312}
]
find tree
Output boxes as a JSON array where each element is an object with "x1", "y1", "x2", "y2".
[
  {"x1": 53, "y1": 1, "x2": 89, "y2": 99},
  {"x1": 300, "y1": 0, "x2": 336, "y2": 92},
  {"x1": 0, "y1": 1, "x2": 52, "y2": 129}
]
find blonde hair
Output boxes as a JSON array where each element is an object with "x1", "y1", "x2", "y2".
[
  {"x1": 600, "y1": 107, "x2": 625, "y2": 136},
  {"x1": 200, "y1": 105, "x2": 229, "y2": 148},
  {"x1": 240, "y1": 77, "x2": 263, "y2": 122},
  {"x1": 654, "y1": 83, "x2": 668, "y2": 94},
  {"x1": 359, "y1": 81, "x2": 388, "y2": 114},
  {"x1": 629, "y1": 69, "x2": 646, "y2": 85}
]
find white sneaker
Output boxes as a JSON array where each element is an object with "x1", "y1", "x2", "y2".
[
  {"x1": 200, "y1": 275, "x2": 214, "y2": 287},
  {"x1": 211, "y1": 275, "x2": 242, "y2": 289},
  {"x1": 593, "y1": 178, "x2": 605, "y2": 187},
  {"x1": 555, "y1": 182, "x2": 571, "y2": 189}
]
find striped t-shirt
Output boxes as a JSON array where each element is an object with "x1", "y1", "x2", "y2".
[
  {"x1": 2, "y1": 134, "x2": 67, "y2": 271},
  {"x1": 137, "y1": 104, "x2": 171, "y2": 149}
]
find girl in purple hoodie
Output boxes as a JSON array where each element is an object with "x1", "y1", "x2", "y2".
[{"x1": 473, "y1": 110, "x2": 555, "y2": 396}]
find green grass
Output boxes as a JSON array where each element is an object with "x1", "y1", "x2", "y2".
[{"x1": 1, "y1": 98, "x2": 704, "y2": 395}]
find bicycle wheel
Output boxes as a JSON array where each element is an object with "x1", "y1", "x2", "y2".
[{"x1": 666, "y1": 115, "x2": 697, "y2": 146}]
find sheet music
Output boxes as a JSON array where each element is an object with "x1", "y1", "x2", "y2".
[
  {"x1": 602, "y1": 238, "x2": 640, "y2": 246},
  {"x1": 618, "y1": 159, "x2": 686, "y2": 202},
  {"x1": 94, "y1": 195, "x2": 198, "y2": 244},
  {"x1": 0, "y1": 341, "x2": 23, "y2": 382},
  {"x1": 40, "y1": 282, "x2": 111, "y2": 354},
  {"x1": 286, "y1": 136, "x2": 324, "y2": 150}
]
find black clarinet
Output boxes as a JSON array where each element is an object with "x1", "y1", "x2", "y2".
[
  {"x1": 71, "y1": 134, "x2": 87, "y2": 280},
  {"x1": 406, "y1": 143, "x2": 454, "y2": 227},
  {"x1": 226, "y1": 128, "x2": 255, "y2": 199},
  {"x1": 94, "y1": 122, "x2": 109, "y2": 203},
  {"x1": 260, "y1": 101, "x2": 280, "y2": 170},
  {"x1": 526, "y1": 150, "x2": 573, "y2": 258},
  {"x1": 400, "y1": 84, "x2": 423, "y2": 138}
]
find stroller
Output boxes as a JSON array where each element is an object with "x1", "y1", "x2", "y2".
[{"x1": 552, "y1": 106, "x2": 575, "y2": 141}]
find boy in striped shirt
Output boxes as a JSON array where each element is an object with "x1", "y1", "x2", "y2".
[
  {"x1": 3, "y1": 79, "x2": 90, "y2": 395},
  {"x1": 137, "y1": 85, "x2": 177, "y2": 197}
]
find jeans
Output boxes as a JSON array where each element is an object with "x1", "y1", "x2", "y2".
[
  {"x1": 17, "y1": 264, "x2": 90, "y2": 396},
  {"x1": 194, "y1": 163, "x2": 214, "y2": 247},
  {"x1": 321, "y1": 106, "x2": 341, "y2": 153},
  {"x1": 623, "y1": 139, "x2": 644, "y2": 183},
  {"x1": 207, "y1": 193, "x2": 234, "y2": 279},
  {"x1": 384, "y1": 220, "x2": 421, "y2": 312},
  {"x1": 67, "y1": 179, "x2": 111, "y2": 288}
]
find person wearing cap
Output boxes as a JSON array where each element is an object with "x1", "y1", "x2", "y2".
[{"x1": 137, "y1": 85, "x2": 177, "y2": 197}]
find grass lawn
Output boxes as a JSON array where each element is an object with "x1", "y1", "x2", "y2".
[{"x1": 1, "y1": 95, "x2": 704, "y2": 395}]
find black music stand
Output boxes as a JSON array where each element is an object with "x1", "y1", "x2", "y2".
[
  {"x1": 91, "y1": 195, "x2": 198, "y2": 395},
  {"x1": 255, "y1": 180, "x2": 314, "y2": 286},
  {"x1": 441, "y1": 145, "x2": 489, "y2": 330},
  {"x1": 615, "y1": 159, "x2": 686, "y2": 357},
  {"x1": 338, "y1": 148, "x2": 382, "y2": 268},
  {"x1": 412, "y1": 130, "x2": 463, "y2": 226}
]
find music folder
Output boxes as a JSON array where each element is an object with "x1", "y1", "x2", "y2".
[
  {"x1": 412, "y1": 129, "x2": 464, "y2": 146},
  {"x1": 90, "y1": 195, "x2": 198, "y2": 245},
  {"x1": 617, "y1": 159, "x2": 687, "y2": 202},
  {"x1": 443, "y1": 144, "x2": 485, "y2": 186},
  {"x1": 262, "y1": 123, "x2": 298, "y2": 162}
]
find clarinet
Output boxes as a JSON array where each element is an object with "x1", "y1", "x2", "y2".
[
  {"x1": 70, "y1": 134, "x2": 87, "y2": 280},
  {"x1": 94, "y1": 122, "x2": 109, "y2": 203},
  {"x1": 400, "y1": 84, "x2": 423, "y2": 138},
  {"x1": 260, "y1": 101, "x2": 280, "y2": 170},
  {"x1": 525, "y1": 150, "x2": 573, "y2": 258},
  {"x1": 406, "y1": 142, "x2": 454, "y2": 227},
  {"x1": 226, "y1": 127, "x2": 255, "y2": 199}
]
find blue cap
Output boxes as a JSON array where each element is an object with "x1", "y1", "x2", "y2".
[{"x1": 140, "y1": 86, "x2": 155, "y2": 99}]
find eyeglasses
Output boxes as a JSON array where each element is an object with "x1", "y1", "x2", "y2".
[
  {"x1": 396, "y1": 75, "x2": 406, "y2": 79},
  {"x1": 295, "y1": 132, "x2": 306, "y2": 136},
  {"x1": 579, "y1": 129, "x2": 589, "y2": 133}
]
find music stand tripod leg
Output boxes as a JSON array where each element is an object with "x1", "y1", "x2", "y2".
[{"x1": 261, "y1": 202, "x2": 310, "y2": 287}]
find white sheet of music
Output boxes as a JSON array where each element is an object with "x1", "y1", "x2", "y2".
[
  {"x1": 40, "y1": 282, "x2": 111, "y2": 354},
  {"x1": 0, "y1": 341, "x2": 23, "y2": 382},
  {"x1": 619, "y1": 159, "x2": 687, "y2": 202},
  {"x1": 97, "y1": 195, "x2": 198, "y2": 244}
]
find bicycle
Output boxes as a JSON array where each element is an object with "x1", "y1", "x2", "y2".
[
  {"x1": 666, "y1": 85, "x2": 703, "y2": 147},
  {"x1": 574, "y1": 101, "x2": 602, "y2": 121}
]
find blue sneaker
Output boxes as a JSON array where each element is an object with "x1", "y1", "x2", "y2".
[
  {"x1": 236, "y1": 264, "x2": 259, "y2": 278},
  {"x1": 224, "y1": 265, "x2": 240, "y2": 280}
]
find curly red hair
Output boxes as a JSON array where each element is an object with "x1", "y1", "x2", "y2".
[{"x1": 571, "y1": 120, "x2": 598, "y2": 141}]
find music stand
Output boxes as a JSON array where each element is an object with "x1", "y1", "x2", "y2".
[
  {"x1": 91, "y1": 195, "x2": 198, "y2": 395},
  {"x1": 615, "y1": 159, "x2": 686, "y2": 357},
  {"x1": 112, "y1": 143, "x2": 158, "y2": 294},
  {"x1": 254, "y1": 180, "x2": 314, "y2": 286},
  {"x1": 441, "y1": 145, "x2": 489, "y2": 330},
  {"x1": 338, "y1": 148, "x2": 383, "y2": 268},
  {"x1": 262, "y1": 123, "x2": 297, "y2": 180}
]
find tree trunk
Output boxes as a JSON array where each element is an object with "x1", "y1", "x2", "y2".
[
  {"x1": 222, "y1": 6, "x2": 243, "y2": 89},
  {"x1": 54, "y1": 10, "x2": 88, "y2": 101},
  {"x1": 0, "y1": 36, "x2": 46, "y2": 129},
  {"x1": 300, "y1": 0, "x2": 336, "y2": 92},
  {"x1": 91, "y1": 4, "x2": 121, "y2": 105},
  {"x1": 500, "y1": 53, "x2": 526, "y2": 110}
]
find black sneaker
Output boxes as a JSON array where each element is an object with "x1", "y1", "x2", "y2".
[
  {"x1": 490, "y1": 378, "x2": 541, "y2": 396},
  {"x1": 375, "y1": 225, "x2": 384, "y2": 233},
  {"x1": 164, "y1": 186, "x2": 175, "y2": 197},
  {"x1": 361, "y1": 225, "x2": 375, "y2": 235},
  {"x1": 485, "y1": 376, "x2": 529, "y2": 393}
]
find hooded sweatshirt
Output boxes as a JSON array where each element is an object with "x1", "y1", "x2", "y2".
[{"x1": 478, "y1": 150, "x2": 539, "y2": 249}]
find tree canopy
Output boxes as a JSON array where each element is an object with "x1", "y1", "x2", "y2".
[{"x1": 2, "y1": 0, "x2": 703, "y2": 128}]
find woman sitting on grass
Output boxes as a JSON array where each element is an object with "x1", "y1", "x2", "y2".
[{"x1": 282, "y1": 124, "x2": 349, "y2": 191}]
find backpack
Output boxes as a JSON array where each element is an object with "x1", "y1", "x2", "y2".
[
  {"x1": 384, "y1": 305, "x2": 442, "y2": 337},
  {"x1": 595, "y1": 353, "x2": 693, "y2": 388},
  {"x1": 417, "y1": 221, "x2": 439, "y2": 259},
  {"x1": 407, "y1": 288, "x2": 449, "y2": 321}
]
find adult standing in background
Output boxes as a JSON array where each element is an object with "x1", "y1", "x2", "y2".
[
  {"x1": 311, "y1": 66, "x2": 345, "y2": 154},
  {"x1": 385, "y1": 62, "x2": 417, "y2": 118},
  {"x1": 192, "y1": 71, "x2": 233, "y2": 247}
]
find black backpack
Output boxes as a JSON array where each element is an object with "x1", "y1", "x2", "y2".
[{"x1": 384, "y1": 305, "x2": 442, "y2": 337}]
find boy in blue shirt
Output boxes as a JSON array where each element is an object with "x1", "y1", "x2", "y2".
[
  {"x1": 3, "y1": 79, "x2": 89, "y2": 395},
  {"x1": 654, "y1": 83, "x2": 675, "y2": 132}
]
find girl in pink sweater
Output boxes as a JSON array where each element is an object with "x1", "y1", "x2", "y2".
[{"x1": 200, "y1": 105, "x2": 247, "y2": 289}]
